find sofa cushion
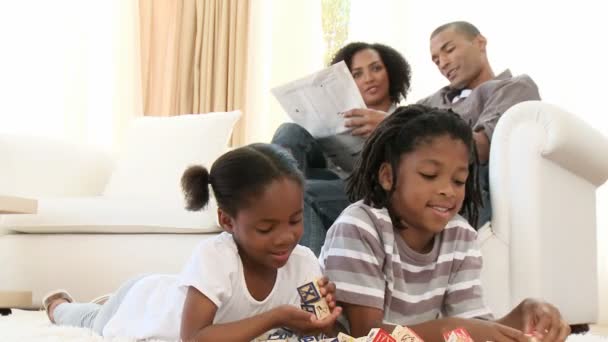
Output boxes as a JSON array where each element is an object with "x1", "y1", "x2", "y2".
[
  {"x1": 0, "y1": 197, "x2": 221, "y2": 233},
  {"x1": 103, "y1": 111, "x2": 241, "y2": 203}
]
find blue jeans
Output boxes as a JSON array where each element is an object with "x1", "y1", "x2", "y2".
[
  {"x1": 477, "y1": 163, "x2": 492, "y2": 228},
  {"x1": 272, "y1": 123, "x2": 350, "y2": 255}
]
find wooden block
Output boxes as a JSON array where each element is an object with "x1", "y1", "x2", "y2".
[
  {"x1": 367, "y1": 328, "x2": 396, "y2": 342},
  {"x1": 267, "y1": 330, "x2": 295, "y2": 340},
  {"x1": 297, "y1": 278, "x2": 330, "y2": 320},
  {"x1": 337, "y1": 332, "x2": 357, "y2": 342},
  {"x1": 301, "y1": 303, "x2": 316, "y2": 314},
  {"x1": 297, "y1": 280, "x2": 322, "y2": 304},
  {"x1": 298, "y1": 336, "x2": 318, "y2": 341},
  {"x1": 391, "y1": 325, "x2": 424, "y2": 342},
  {"x1": 312, "y1": 298, "x2": 331, "y2": 320},
  {"x1": 442, "y1": 328, "x2": 473, "y2": 342}
]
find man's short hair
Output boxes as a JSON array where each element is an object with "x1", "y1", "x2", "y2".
[{"x1": 431, "y1": 21, "x2": 481, "y2": 40}]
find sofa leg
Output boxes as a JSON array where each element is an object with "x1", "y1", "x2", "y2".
[
  {"x1": 569, "y1": 324, "x2": 590, "y2": 334},
  {"x1": 0, "y1": 308, "x2": 11, "y2": 316}
]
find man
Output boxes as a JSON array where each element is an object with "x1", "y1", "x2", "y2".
[{"x1": 417, "y1": 21, "x2": 541, "y2": 227}]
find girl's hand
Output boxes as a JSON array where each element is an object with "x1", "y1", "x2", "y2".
[
  {"x1": 518, "y1": 298, "x2": 570, "y2": 341},
  {"x1": 274, "y1": 304, "x2": 342, "y2": 335},
  {"x1": 316, "y1": 276, "x2": 337, "y2": 310},
  {"x1": 343, "y1": 108, "x2": 388, "y2": 137}
]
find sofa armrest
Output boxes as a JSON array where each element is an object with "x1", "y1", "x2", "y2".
[
  {"x1": 489, "y1": 101, "x2": 608, "y2": 323},
  {"x1": 0, "y1": 134, "x2": 113, "y2": 197},
  {"x1": 490, "y1": 101, "x2": 608, "y2": 241}
]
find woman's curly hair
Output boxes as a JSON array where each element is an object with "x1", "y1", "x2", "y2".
[{"x1": 331, "y1": 42, "x2": 412, "y2": 104}]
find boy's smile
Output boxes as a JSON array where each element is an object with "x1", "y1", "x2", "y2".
[{"x1": 379, "y1": 134, "x2": 469, "y2": 252}]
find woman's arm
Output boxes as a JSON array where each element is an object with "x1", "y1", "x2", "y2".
[{"x1": 181, "y1": 286, "x2": 342, "y2": 342}]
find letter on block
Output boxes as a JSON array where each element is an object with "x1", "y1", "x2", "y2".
[
  {"x1": 442, "y1": 328, "x2": 473, "y2": 342},
  {"x1": 337, "y1": 332, "x2": 357, "y2": 342},
  {"x1": 367, "y1": 328, "x2": 397, "y2": 342},
  {"x1": 297, "y1": 281, "x2": 321, "y2": 304},
  {"x1": 391, "y1": 325, "x2": 424, "y2": 342}
]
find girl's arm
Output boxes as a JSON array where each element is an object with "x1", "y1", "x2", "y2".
[
  {"x1": 180, "y1": 286, "x2": 341, "y2": 342},
  {"x1": 180, "y1": 286, "x2": 275, "y2": 341}
]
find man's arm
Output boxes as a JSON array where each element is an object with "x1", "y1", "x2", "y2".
[
  {"x1": 474, "y1": 75, "x2": 541, "y2": 156},
  {"x1": 473, "y1": 130, "x2": 491, "y2": 164}
]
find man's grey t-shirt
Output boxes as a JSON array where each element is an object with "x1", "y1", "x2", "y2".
[{"x1": 417, "y1": 70, "x2": 541, "y2": 141}]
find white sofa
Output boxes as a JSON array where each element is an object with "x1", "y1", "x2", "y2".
[
  {"x1": 1, "y1": 102, "x2": 607, "y2": 326},
  {"x1": 0, "y1": 111, "x2": 240, "y2": 308},
  {"x1": 479, "y1": 101, "x2": 608, "y2": 324}
]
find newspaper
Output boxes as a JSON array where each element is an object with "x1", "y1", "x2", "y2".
[{"x1": 271, "y1": 61, "x2": 366, "y2": 172}]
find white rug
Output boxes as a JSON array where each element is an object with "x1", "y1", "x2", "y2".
[
  {"x1": 1, "y1": 309, "x2": 607, "y2": 341},
  {"x1": 0, "y1": 310, "x2": 168, "y2": 342}
]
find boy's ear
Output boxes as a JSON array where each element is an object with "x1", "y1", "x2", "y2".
[
  {"x1": 217, "y1": 208, "x2": 235, "y2": 233},
  {"x1": 378, "y1": 162, "x2": 394, "y2": 191}
]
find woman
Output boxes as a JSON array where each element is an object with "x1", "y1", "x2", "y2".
[{"x1": 271, "y1": 42, "x2": 411, "y2": 255}]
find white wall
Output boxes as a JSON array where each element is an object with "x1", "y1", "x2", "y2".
[
  {"x1": 244, "y1": 0, "x2": 324, "y2": 144},
  {"x1": 0, "y1": 0, "x2": 141, "y2": 149},
  {"x1": 348, "y1": 0, "x2": 608, "y2": 323}
]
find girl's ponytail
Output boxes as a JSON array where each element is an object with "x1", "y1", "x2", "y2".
[{"x1": 181, "y1": 165, "x2": 211, "y2": 211}]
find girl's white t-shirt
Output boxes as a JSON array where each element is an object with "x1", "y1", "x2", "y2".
[{"x1": 102, "y1": 232, "x2": 322, "y2": 340}]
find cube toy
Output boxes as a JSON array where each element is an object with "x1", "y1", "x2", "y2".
[
  {"x1": 268, "y1": 330, "x2": 295, "y2": 340},
  {"x1": 297, "y1": 280, "x2": 322, "y2": 304},
  {"x1": 301, "y1": 304, "x2": 316, "y2": 315},
  {"x1": 337, "y1": 332, "x2": 357, "y2": 342},
  {"x1": 297, "y1": 279, "x2": 331, "y2": 319},
  {"x1": 442, "y1": 328, "x2": 473, "y2": 342},
  {"x1": 367, "y1": 328, "x2": 397, "y2": 342},
  {"x1": 391, "y1": 325, "x2": 424, "y2": 342},
  {"x1": 299, "y1": 336, "x2": 318, "y2": 342},
  {"x1": 312, "y1": 299, "x2": 331, "y2": 319}
]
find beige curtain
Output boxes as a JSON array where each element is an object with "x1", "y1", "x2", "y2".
[{"x1": 139, "y1": 0, "x2": 249, "y2": 145}]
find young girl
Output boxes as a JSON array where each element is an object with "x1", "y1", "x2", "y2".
[
  {"x1": 319, "y1": 105, "x2": 570, "y2": 341},
  {"x1": 43, "y1": 143, "x2": 342, "y2": 341}
]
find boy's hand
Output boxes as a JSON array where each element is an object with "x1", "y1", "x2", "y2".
[
  {"x1": 274, "y1": 304, "x2": 342, "y2": 335},
  {"x1": 518, "y1": 298, "x2": 570, "y2": 341},
  {"x1": 458, "y1": 319, "x2": 529, "y2": 342}
]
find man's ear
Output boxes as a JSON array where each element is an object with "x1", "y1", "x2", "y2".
[
  {"x1": 378, "y1": 162, "x2": 394, "y2": 191},
  {"x1": 474, "y1": 34, "x2": 487, "y2": 53},
  {"x1": 217, "y1": 208, "x2": 235, "y2": 233}
]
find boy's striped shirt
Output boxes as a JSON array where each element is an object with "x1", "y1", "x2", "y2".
[{"x1": 319, "y1": 201, "x2": 493, "y2": 326}]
